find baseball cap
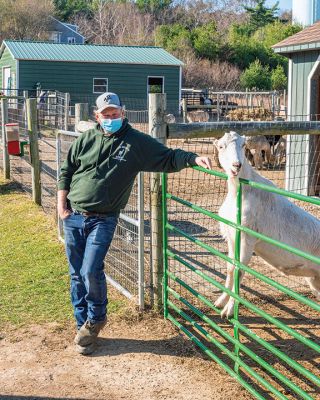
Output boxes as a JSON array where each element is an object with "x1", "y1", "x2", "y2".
[{"x1": 96, "y1": 92, "x2": 122, "y2": 113}]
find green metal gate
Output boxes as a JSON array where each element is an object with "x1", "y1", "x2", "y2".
[{"x1": 162, "y1": 166, "x2": 320, "y2": 400}]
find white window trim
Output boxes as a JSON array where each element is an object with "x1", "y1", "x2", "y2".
[
  {"x1": 93, "y1": 78, "x2": 108, "y2": 94},
  {"x1": 67, "y1": 37, "x2": 76, "y2": 44},
  {"x1": 2, "y1": 65, "x2": 11, "y2": 95},
  {"x1": 147, "y1": 76, "x2": 165, "y2": 97}
]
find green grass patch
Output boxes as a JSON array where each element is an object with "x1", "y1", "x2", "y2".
[{"x1": 0, "y1": 175, "x2": 127, "y2": 326}]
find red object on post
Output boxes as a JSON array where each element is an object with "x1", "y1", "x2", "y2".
[
  {"x1": 8, "y1": 141, "x2": 21, "y2": 155},
  {"x1": 5, "y1": 123, "x2": 20, "y2": 155}
]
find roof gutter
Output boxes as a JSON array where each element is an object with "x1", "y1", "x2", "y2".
[{"x1": 273, "y1": 41, "x2": 320, "y2": 55}]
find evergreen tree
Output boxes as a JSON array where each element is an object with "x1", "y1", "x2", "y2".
[
  {"x1": 244, "y1": 0, "x2": 279, "y2": 32},
  {"x1": 53, "y1": 0, "x2": 94, "y2": 21}
]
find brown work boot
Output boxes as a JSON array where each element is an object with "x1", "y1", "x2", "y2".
[
  {"x1": 74, "y1": 320, "x2": 107, "y2": 347},
  {"x1": 75, "y1": 342, "x2": 97, "y2": 356}
]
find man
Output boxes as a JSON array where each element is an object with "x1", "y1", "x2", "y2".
[{"x1": 58, "y1": 92, "x2": 211, "y2": 355}]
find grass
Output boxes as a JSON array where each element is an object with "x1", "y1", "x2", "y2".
[{"x1": 0, "y1": 174, "x2": 127, "y2": 327}]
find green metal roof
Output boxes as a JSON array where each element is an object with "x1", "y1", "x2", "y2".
[{"x1": 1, "y1": 40, "x2": 183, "y2": 66}]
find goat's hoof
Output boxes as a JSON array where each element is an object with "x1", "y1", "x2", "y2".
[
  {"x1": 221, "y1": 302, "x2": 235, "y2": 318},
  {"x1": 214, "y1": 295, "x2": 229, "y2": 309}
]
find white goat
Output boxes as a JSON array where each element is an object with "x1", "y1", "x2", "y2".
[{"x1": 214, "y1": 131, "x2": 320, "y2": 317}]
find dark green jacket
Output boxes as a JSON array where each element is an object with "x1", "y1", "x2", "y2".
[{"x1": 58, "y1": 119, "x2": 198, "y2": 214}]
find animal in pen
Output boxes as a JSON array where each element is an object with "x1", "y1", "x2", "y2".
[
  {"x1": 165, "y1": 114, "x2": 176, "y2": 124},
  {"x1": 214, "y1": 131, "x2": 320, "y2": 317},
  {"x1": 244, "y1": 135, "x2": 271, "y2": 170},
  {"x1": 184, "y1": 110, "x2": 210, "y2": 143},
  {"x1": 273, "y1": 135, "x2": 287, "y2": 167},
  {"x1": 186, "y1": 110, "x2": 209, "y2": 124}
]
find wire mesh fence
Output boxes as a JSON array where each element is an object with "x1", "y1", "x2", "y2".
[{"x1": 165, "y1": 133, "x2": 320, "y2": 308}]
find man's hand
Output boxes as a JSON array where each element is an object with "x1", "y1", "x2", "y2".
[
  {"x1": 57, "y1": 189, "x2": 72, "y2": 220},
  {"x1": 195, "y1": 156, "x2": 212, "y2": 170},
  {"x1": 58, "y1": 206, "x2": 72, "y2": 220}
]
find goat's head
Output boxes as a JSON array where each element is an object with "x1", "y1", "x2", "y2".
[{"x1": 214, "y1": 131, "x2": 246, "y2": 178}]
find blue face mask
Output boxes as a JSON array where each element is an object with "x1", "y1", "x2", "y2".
[{"x1": 100, "y1": 117, "x2": 123, "y2": 134}]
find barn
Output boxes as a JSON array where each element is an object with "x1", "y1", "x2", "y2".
[
  {"x1": 0, "y1": 40, "x2": 183, "y2": 113},
  {"x1": 273, "y1": 21, "x2": 320, "y2": 195}
]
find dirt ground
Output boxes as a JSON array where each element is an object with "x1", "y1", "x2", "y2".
[{"x1": 0, "y1": 314, "x2": 254, "y2": 400}]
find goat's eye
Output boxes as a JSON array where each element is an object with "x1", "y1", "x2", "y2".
[{"x1": 219, "y1": 145, "x2": 224, "y2": 150}]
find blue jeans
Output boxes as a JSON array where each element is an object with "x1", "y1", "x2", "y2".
[{"x1": 63, "y1": 213, "x2": 118, "y2": 329}]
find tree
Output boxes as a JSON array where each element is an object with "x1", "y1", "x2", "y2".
[
  {"x1": 244, "y1": 0, "x2": 279, "y2": 32},
  {"x1": 271, "y1": 64, "x2": 287, "y2": 90},
  {"x1": 240, "y1": 59, "x2": 271, "y2": 90},
  {"x1": 53, "y1": 0, "x2": 94, "y2": 21},
  {"x1": 155, "y1": 24, "x2": 192, "y2": 54},
  {"x1": 191, "y1": 21, "x2": 220, "y2": 60},
  {"x1": 136, "y1": 0, "x2": 172, "y2": 18},
  {"x1": 0, "y1": 0, "x2": 53, "y2": 43},
  {"x1": 75, "y1": 1, "x2": 155, "y2": 45}
]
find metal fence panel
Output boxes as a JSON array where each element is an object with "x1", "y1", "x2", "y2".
[{"x1": 163, "y1": 133, "x2": 320, "y2": 400}]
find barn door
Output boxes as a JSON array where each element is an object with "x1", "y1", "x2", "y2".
[
  {"x1": 2, "y1": 67, "x2": 11, "y2": 95},
  {"x1": 309, "y1": 77, "x2": 320, "y2": 195}
]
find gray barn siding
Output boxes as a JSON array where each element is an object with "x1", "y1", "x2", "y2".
[
  {"x1": 18, "y1": 60, "x2": 180, "y2": 112},
  {"x1": 287, "y1": 51, "x2": 319, "y2": 194},
  {"x1": 0, "y1": 47, "x2": 16, "y2": 89}
]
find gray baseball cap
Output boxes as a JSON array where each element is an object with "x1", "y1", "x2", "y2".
[{"x1": 96, "y1": 92, "x2": 122, "y2": 113}]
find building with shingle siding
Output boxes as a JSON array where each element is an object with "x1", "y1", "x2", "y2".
[
  {"x1": 273, "y1": 21, "x2": 320, "y2": 195},
  {"x1": 48, "y1": 16, "x2": 85, "y2": 44},
  {"x1": 0, "y1": 40, "x2": 183, "y2": 113}
]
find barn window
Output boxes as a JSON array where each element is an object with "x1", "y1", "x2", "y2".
[
  {"x1": 68, "y1": 37, "x2": 76, "y2": 44},
  {"x1": 93, "y1": 78, "x2": 108, "y2": 93},
  {"x1": 147, "y1": 76, "x2": 164, "y2": 94}
]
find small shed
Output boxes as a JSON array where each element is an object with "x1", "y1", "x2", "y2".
[
  {"x1": 273, "y1": 21, "x2": 320, "y2": 195},
  {"x1": 0, "y1": 40, "x2": 183, "y2": 113}
]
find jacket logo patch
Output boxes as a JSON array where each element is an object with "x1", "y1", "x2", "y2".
[{"x1": 113, "y1": 144, "x2": 130, "y2": 162}]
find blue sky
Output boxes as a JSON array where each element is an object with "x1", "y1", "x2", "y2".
[{"x1": 266, "y1": 0, "x2": 292, "y2": 10}]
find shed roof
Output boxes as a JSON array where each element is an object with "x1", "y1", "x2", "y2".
[
  {"x1": 273, "y1": 21, "x2": 320, "y2": 54},
  {"x1": 0, "y1": 40, "x2": 183, "y2": 66}
]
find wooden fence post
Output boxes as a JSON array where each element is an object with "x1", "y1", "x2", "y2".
[
  {"x1": 75, "y1": 103, "x2": 89, "y2": 133},
  {"x1": 26, "y1": 98, "x2": 41, "y2": 205},
  {"x1": 182, "y1": 98, "x2": 187, "y2": 123},
  {"x1": 1, "y1": 98, "x2": 10, "y2": 179},
  {"x1": 64, "y1": 93, "x2": 70, "y2": 131},
  {"x1": 149, "y1": 93, "x2": 167, "y2": 310}
]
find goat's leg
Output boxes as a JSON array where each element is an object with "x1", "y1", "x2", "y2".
[
  {"x1": 265, "y1": 147, "x2": 271, "y2": 165},
  {"x1": 221, "y1": 237, "x2": 255, "y2": 318},
  {"x1": 305, "y1": 276, "x2": 320, "y2": 299},
  {"x1": 214, "y1": 241, "x2": 235, "y2": 309},
  {"x1": 214, "y1": 263, "x2": 234, "y2": 309},
  {"x1": 253, "y1": 152, "x2": 262, "y2": 170}
]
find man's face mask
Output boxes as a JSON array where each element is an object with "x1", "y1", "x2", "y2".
[{"x1": 100, "y1": 117, "x2": 123, "y2": 134}]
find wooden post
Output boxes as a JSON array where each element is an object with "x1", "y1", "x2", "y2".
[
  {"x1": 271, "y1": 91, "x2": 276, "y2": 120},
  {"x1": 26, "y1": 98, "x2": 41, "y2": 205},
  {"x1": 64, "y1": 93, "x2": 70, "y2": 131},
  {"x1": 1, "y1": 98, "x2": 10, "y2": 179},
  {"x1": 217, "y1": 93, "x2": 220, "y2": 122},
  {"x1": 182, "y1": 98, "x2": 187, "y2": 123},
  {"x1": 149, "y1": 93, "x2": 167, "y2": 310},
  {"x1": 23, "y1": 91, "x2": 29, "y2": 128},
  {"x1": 75, "y1": 103, "x2": 89, "y2": 133}
]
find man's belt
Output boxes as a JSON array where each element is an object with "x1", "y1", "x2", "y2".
[{"x1": 72, "y1": 209, "x2": 118, "y2": 218}]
